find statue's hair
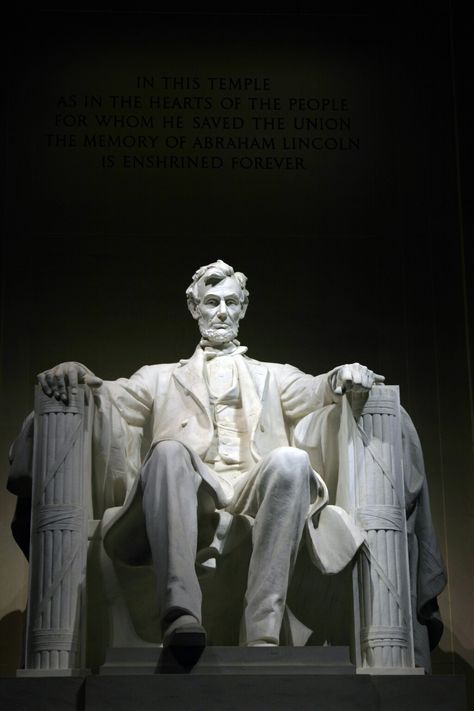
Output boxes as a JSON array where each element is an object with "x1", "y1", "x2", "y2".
[{"x1": 186, "y1": 259, "x2": 249, "y2": 312}]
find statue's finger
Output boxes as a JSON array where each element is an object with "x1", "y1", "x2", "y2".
[
  {"x1": 339, "y1": 364, "x2": 353, "y2": 385},
  {"x1": 84, "y1": 374, "x2": 103, "y2": 388},
  {"x1": 374, "y1": 373, "x2": 385, "y2": 383},
  {"x1": 337, "y1": 365, "x2": 353, "y2": 394},
  {"x1": 45, "y1": 373, "x2": 56, "y2": 394},
  {"x1": 67, "y1": 366, "x2": 79, "y2": 395},
  {"x1": 56, "y1": 373, "x2": 67, "y2": 401},
  {"x1": 37, "y1": 372, "x2": 52, "y2": 395},
  {"x1": 361, "y1": 372, "x2": 372, "y2": 389}
]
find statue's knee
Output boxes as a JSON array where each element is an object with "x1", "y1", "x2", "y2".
[
  {"x1": 267, "y1": 446, "x2": 309, "y2": 469},
  {"x1": 265, "y1": 447, "x2": 311, "y2": 487},
  {"x1": 150, "y1": 439, "x2": 189, "y2": 460},
  {"x1": 143, "y1": 439, "x2": 192, "y2": 484}
]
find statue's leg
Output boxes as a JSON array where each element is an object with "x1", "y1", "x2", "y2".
[
  {"x1": 140, "y1": 440, "x2": 203, "y2": 629},
  {"x1": 231, "y1": 446, "x2": 312, "y2": 646}
]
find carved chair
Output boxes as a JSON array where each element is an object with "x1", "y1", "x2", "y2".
[{"x1": 19, "y1": 384, "x2": 424, "y2": 675}]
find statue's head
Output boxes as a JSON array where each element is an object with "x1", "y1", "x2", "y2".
[{"x1": 186, "y1": 259, "x2": 249, "y2": 346}]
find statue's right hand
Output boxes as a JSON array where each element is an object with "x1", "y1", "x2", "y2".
[{"x1": 37, "y1": 362, "x2": 103, "y2": 403}]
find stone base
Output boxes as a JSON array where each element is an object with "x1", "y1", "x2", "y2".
[
  {"x1": 0, "y1": 674, "x2": 467, "y2": 711},
  {"x1": 99, "y1": 645, "x2": 355, "y2": 675},
  {"x1": 357, "y1": 666, "x2": 425, "y2": 675},
  {"x1": 0, "y1": 677, "x2": 84, "y2": 711},
  {"x1": 17, "y1": 668, "x2": 87, "y2": 677}
]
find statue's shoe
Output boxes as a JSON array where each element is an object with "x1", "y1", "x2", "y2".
[{"x1": 162, "y1": 615, "x2": 207, "y2": 666}]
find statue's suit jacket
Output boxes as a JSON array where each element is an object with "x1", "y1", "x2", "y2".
[
  {"x1": 93, "y1": 345, "x2": 356, "y2": 578},
  {"x1": 94, "y1": 346, "x2": 338, "y2": 511}
]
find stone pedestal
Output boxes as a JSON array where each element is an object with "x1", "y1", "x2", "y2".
[
  {"x1": 0, "y1": 673, "x2": 467, "y2": 711},
  {"x1": 99, "y1": 645, "x2": 355, "y2": 675}
]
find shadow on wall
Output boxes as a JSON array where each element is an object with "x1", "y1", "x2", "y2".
[
  {"x1": 0, "y1": 610, "x2": 25, "y2": 676},
  {"x1": 432, "y1": 645, "x2": 473, "y2": 710}
]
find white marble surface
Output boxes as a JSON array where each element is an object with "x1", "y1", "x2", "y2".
[{"x1": 20, "y1": 261, "x2": 444, "y2": 673}]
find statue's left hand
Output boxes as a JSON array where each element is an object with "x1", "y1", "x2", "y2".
[{"x1": 331, "y1": 363, "x2": 385, "y2": 396}]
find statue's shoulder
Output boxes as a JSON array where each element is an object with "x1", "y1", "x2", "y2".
[
  {"x1": 142, "y1": 362, "x2": 180, "y2": 372},
  {"x1": 243, "y1": 356, "x2": 299, "y2": 374},
  {"x1": 131, "y1": 362, "x2": 180, "y2": 383},
  {"x1": 243, "y1": 358, "x2": 313, "y2": 390},
  {"x1": 243, "y1": 355, "x2": 272, "y2": 369}
]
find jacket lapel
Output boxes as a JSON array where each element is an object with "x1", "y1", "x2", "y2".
[
  {"x1": 173, "y1": 347, "x2": 211, "y2": 418},
  {"x1": 245, "y1": 360, "x2": 268, "y2": 403},
  {"x1": 173, "y1": 349, "x2": 269, "y2": 443},
  {"x1": 234, "y1": 358, "x2": 268, "y2": 451}
]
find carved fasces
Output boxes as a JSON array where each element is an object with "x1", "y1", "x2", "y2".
[
  {"x1": 24, "y1": 386, "x2": 93, "y2": 673},
  {"x1": 351, "y1": 386, "x2": 416, "y2": 672}
]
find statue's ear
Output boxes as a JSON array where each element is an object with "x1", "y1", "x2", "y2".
[
  {"x1": 239, "y1": 302, "x2": 248, "y2": 320},
  {"x1": 189, "y1": 301, "x2": 201, "y2": 320}
]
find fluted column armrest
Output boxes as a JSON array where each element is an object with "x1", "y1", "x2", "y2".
[
  {"x1": 350, "y1": 385, "x2": 420, "y2": 674},
  {"x1": 21, "y1": 385, "x2": 94, "y2": 676}
]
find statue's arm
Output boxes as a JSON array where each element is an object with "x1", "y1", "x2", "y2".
[
  {"x1": 97, "y1": 366, "x2": 156, "y2": 428},
  {"x1": 273, "y1": 365, "x2": 337, "y2": 422},
  {"x1": 275, "y1": 362, "x2": 384, "y2": 421},
  {"x1": 86, "y1": 366, "x2": 158, "y2": 511},
  {"x1": 37, "y1": 360, "x2": 155, "y2": 427}
]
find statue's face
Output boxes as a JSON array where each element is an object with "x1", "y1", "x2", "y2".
[{"x1": 194, "y1": 276, "x2": 245, "y2": 346}]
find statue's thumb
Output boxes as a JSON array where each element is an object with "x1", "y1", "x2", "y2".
[{"x1": 83, "y1": 374, "x2": 103, "y2": 388}]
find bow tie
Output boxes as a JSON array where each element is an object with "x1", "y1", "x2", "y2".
[{"x1": 200, "y1": 339, "x2": 248, "y2": 360}]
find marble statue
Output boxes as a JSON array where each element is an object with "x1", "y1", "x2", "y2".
[{"x1": 8, "y1": 259, "x2": 447, "y2": 674}]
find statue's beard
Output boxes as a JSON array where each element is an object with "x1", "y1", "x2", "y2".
[{"x1": 199, "y1": 323, "x2": 239, "y2": 346}]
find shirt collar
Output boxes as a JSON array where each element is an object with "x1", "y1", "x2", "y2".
[{"x1": 199, "y1": 338, "x2": 248, "y2": 359}]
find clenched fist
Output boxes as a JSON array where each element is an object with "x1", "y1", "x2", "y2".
[{"x1": 330, "y1": 363, "x2": 384, "y2": 396}]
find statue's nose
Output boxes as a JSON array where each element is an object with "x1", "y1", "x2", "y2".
[{"x1": 217, "y1": 301, "x2": 228, "y2": 319}]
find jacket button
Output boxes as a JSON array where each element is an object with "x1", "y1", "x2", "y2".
[
  {"x1": 260, "y1": 423, "x2": 265, "y2": 432},
  {"x1": 181, "y1": 420, "x2": 188, "y2": 428}
]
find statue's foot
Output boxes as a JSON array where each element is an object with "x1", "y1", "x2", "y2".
[
  {"x1": 162, "y1": 614, "x2": 207, "y2": 666},
  {"x1": 246, "y1": 641, "x2": 278, "y2": 647}
]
